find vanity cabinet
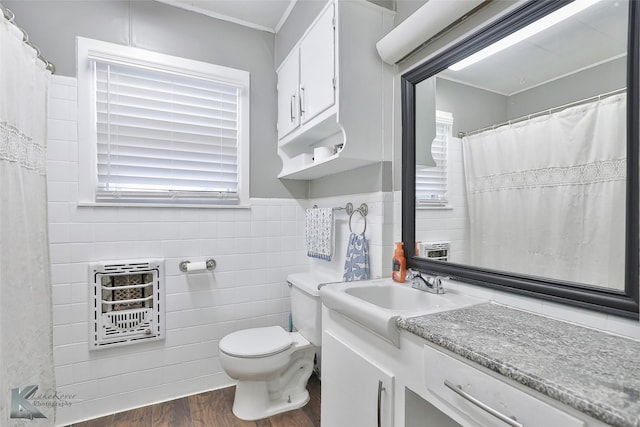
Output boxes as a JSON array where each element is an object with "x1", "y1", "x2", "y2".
[
  {"x1": 423, "y1": 344, "x2": 586, "y2": 427},
  {"x1": 276, "y1": 0, "x2": 393, "y2": 180},
  {"x1": 322, "y1": 331, "x2": 394, "y2": 427},
  {"x1": 321, "y1": 305, "x2": 615, "y2": 427}
]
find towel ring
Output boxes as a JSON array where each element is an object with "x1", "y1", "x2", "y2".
[{"x1": 349, "y1": 206, "x2": 367, "y2": 234}]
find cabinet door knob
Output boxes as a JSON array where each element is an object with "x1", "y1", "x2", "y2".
[{"x1": 444, "y1": 380, "x2": 524, "y2": 427}]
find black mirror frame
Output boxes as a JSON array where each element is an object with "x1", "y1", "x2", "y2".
[{"x1": 401, "y1": 0, "x2": 639, "y2": 319}]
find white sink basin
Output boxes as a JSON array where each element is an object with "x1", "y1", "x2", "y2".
[{"x1": 320, "y1": 278, "x2": 484, "y2": 347}]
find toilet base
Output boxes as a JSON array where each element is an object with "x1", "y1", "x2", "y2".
[
  {"x1": 231, "y1": 380, "x2": 310, "y2": 421},
  {"x1": 230, "y1": 346, "x2": 315, "y2": 421}
]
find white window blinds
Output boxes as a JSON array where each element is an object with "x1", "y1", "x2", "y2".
[
  {"x1": 93, "y1": 60, "x2": 241, "y2": 203},
  {"x1": 416, "y1": 111, "x2": 452, "y2": 205}
]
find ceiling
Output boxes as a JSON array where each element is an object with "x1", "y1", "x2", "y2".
[
  {"x1": 439, "y1": 0, "x2": 628, "y2": 96},
  {"x1": 155, "y1": 0, "x2": 296, "y2": 33},
  {"x1": 156, "y1": 0, "x2": 627, "y2": 95}
]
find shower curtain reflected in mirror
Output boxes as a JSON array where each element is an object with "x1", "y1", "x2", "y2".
[
  {"x1": 462, "y1": 93, "x2": 626, "y2": 289},
  {"x1": 0, "y1": 15, "x2": 55, "y2": 426}
]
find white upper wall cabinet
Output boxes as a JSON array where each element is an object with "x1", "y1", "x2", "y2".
[
  {"x1": 277, "y1": 49, "x2": 301, "y2": 138},
  {"x1": 298, "y1": 4, "x2": 336, "y2": 128},
  {"x1": 276, "y1": 0, "x2": 394, "y2": 180}
]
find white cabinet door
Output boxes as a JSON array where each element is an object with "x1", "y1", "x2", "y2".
[
  {"x1": 322, "y1": 331, "x2": 394, "y2": 427},
  {"x1": 277, "y1": 49, "x2": 300, "y2": 139},
  {"x1": 299, "y1": 3, "x2": 335, "y2": 125}
]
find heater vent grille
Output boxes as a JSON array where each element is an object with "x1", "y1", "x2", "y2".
[
  {"x1": 417, "y1": 242, "x2": 450, "y2": 261},
  {"x1": 89, "y1": 259, "x2": 164, "y2": 349},
  {"x1": 105, "y1": 309, "x2": 151, "y2": 334}
]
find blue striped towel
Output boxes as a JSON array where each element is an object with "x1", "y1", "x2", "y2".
[{"x1": 343, "y1": 233, "x2": 370, "y2": 281}]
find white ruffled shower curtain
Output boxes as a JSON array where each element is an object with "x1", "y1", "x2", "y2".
[
  {"x1": 463, "y1": 93, "x2": 626, "y2": 290},
  {"x1": 0, "y1": 13, "x2": 55, "y2": 426}
]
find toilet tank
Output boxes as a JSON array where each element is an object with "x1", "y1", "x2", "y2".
[{"x1": 288, "y1": 272, "x2": 336, "y2": 346}]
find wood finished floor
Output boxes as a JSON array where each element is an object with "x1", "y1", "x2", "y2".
[{"x1": 68, "y1": 374, "x2": 320, "y2": 427}]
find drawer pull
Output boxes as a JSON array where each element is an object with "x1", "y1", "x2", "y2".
[
  {"x1": 444, "y1": 380, "x2": 524, "y2": 427},
  {"x1": 377, "y1": 379, "x2": 385, "y2": 427}
]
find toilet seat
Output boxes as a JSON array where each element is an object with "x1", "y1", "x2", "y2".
[{"x1": 219, "y1": 326, "x2": 293, "y2": 358}]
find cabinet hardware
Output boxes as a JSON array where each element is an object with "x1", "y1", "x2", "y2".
[
  {"x1": 290, "y1": 94, "x2": 296, "y2": 122},
  {"x1": 444, "y1": 380, "x2": 524, "y2": 427},
  {"x1": 300, "y1": 86, "x2": 306, "y2": 116},
  {"x1": 377, "y1": 379, "x2": 385, "y2": 427}
]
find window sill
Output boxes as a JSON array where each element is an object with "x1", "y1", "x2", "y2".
[
  {"x1": 416, "y1": 203, "x2": 453, "y2": 210},
  {"x1": 77, "y1": 202, "x2": 251, "y2": 209}
]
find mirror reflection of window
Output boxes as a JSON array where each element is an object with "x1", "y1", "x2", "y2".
[{"x1": 416, "y1": 110, "x2": 451, "y2": 206}]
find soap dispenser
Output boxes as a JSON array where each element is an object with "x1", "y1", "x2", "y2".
[{"x1": 392, "y1": 242, "x2": 406, "y2": 283}]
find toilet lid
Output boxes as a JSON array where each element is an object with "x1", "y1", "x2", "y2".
[{"x1": 219, "y1": 326, "x2": 293, "y2": 358}]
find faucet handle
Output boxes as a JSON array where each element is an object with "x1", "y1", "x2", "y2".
[
  {"x1": 432, "y1": 276, "x2": 445, "y2": 293},
  {"x1": 407, "y1": 268, "x2": 420, "y2": 279}
]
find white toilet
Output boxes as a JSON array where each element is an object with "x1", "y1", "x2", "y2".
[{"x1": 218, "y1": 271, "x2": 332, "y2": 421}]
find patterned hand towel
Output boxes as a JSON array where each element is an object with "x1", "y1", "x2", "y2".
[
  {"x1": 343, "y1": 232, "x2": 370, "y2": 281},
  {"x1": 305, "y1": 207, "x2": 334, "y2": 261}
]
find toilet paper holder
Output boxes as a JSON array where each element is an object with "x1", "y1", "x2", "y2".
[{"x1": 179, "y1": 258, "x2": 216, "y2": 273}]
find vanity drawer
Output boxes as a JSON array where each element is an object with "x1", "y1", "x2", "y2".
[{"x1": 423, "y1": 344, "x2": 584, "y2": 427}]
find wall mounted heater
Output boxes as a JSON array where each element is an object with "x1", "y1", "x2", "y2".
[
  {"x1": 417, "y1": 242, "x2": 450, "y2": 261},
  {"x1": 89, "y1": 259, "x2": 165, "y2": 349}
]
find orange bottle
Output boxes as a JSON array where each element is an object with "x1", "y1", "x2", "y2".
[{"x1": 392, "y1": 242, "x2": 406, "y2": 283}]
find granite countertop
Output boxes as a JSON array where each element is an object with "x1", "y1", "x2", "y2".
[{"x1": 397, "y1": 303, "x2": 640, "y2": 427}]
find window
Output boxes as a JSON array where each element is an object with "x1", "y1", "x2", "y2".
[
  {"x1": 415, "y1": 110, "x2": 451, "y2": 205},
  {"x1": 77, "y1": 38, "x2": 250, "y2": 205}
]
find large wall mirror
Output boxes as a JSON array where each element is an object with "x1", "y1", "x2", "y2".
[{"x1": 401, "y1": 0, "x2": 639, "y2": 318}]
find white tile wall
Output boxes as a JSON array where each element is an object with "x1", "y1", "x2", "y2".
[
  {"x1": 47, "y1": 75, "x2": 398, "y2": 425},
  {"x1": 415, "y1": 137, "x2": 470, "y2": 263},
  {"x1": 47, "y1": 76, "x2": 310, "y2": 425},
  {"x1": 307, "y1": 192, "x2": 396, "y2": 281}
]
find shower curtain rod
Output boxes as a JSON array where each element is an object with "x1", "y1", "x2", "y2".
[
  {"x1": 0, "y1": 3, "x2": 55, "y2": 74},
  {"x1": 458, "y1": 87, "x2": 627, "y2": 138}
]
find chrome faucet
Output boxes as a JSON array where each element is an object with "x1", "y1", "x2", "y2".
[{"x1": 407, "y1": 269, "x2": 445, "y2": 294}]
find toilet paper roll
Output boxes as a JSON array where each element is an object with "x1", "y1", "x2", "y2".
[
  {"x1": 313, "y1": 146, "x2": 333, "y2": 163},
  {"x1": 186, "y1": 261, "x2": 208, "y2": 273}
]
